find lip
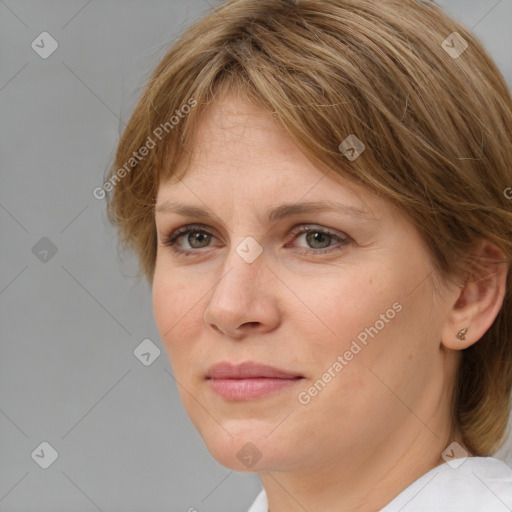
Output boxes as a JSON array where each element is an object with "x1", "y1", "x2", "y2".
[
  {"x1": 206, "y1": 361, "x2": 304, "y2": 401},
  {"x1": 206, "y1": 361, "x2": 302, "y2": 379}
]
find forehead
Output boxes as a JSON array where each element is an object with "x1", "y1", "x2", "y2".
[
  {"x1": 155, "y1": 91, "x2": 398, "y2": 226},
  {"x1": 188, "y1": 93, "x2": 301, "y2": 169},
  {"x1": 159, "y1": 93, "x2": 355, "y2": 194}
]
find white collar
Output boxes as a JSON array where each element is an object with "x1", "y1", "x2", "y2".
[{"x1": 246, "y1": 457, "x2": 512, "y2": 512}]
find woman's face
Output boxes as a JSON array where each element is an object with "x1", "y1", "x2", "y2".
[{"x1": 152, "y1": 92, "x2": 457, "y2": 474}]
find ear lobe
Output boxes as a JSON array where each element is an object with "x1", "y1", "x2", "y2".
[{"x1": 441, "y1": 239, "x2": 508, "y2": 351}]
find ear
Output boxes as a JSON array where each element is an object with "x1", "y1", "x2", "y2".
[{"x1": 441, "y1": 238, "x2": 508, "y2": 350}]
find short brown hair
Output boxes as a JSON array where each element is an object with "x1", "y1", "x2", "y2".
[{"x1": 105, "y1": 0, "x2": 512, "y2": 456}]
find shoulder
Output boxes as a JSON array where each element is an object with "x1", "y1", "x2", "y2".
[{"x1": 381, "y1": 456, "x2": 512, "y2": 512}]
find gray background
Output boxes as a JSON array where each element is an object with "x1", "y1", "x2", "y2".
[{"x1": 1, "y1": 1, "x2": 511, "y2": 511}]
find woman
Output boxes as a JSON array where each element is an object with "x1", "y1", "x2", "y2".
[{"x1": 105, "y1": 0, "x2": 512, "y2": 510}]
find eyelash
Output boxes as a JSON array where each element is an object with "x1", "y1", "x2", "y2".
[{"x1": 161, "y1": 223, "x2": 350, "y2": 257}]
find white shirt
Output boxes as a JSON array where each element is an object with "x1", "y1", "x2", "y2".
[{"x1": 246, "y1": 457, "x2": 512, "y2": 511}]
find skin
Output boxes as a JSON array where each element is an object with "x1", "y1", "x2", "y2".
[{"x1": 152, "y1": 91, "x2": 508, "y2": 512}]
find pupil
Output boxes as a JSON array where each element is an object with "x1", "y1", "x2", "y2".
[{"x1": 190, "y1": 232, "x2": 209, "y2": 248}]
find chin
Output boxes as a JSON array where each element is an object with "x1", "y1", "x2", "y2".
[{"x1": 196, "y1": 419, "x2": 288, "y2": 472}]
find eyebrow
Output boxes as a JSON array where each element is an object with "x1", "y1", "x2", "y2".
[{"x1": 154, "y1": 200, "x2": 373, "y2": 223}]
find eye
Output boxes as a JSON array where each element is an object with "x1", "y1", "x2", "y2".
[
  {"x1": 161, "y1": 223, "x2": 216, "y2": 256},
  {"x1": 288, "y1": 225, "x2": 350, "y2": 255},
  {"x1": 160, "y1": 223, "x2": 350, "y2": 257}
]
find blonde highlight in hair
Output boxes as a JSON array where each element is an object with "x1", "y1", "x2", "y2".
[{"x1": 106, "y1": 0, "x2": 512, "y2": 456}]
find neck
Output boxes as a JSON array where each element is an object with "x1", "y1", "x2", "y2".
[{"x1": 259, "y1": 415, "x2": 465, "y2": 512}]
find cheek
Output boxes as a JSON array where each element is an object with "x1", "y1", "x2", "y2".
[
  {"x1": 309, "y1": 266, "x2": 437, "y2": 410},
  {"x1": 293, "y1": 260, "x2": 431, "y2": 389},
  {"x1": 289, "y1": 266, "x2": 398, "y2": 352},
  {"x1": 152, "y1": 271, "x2": 202, "y2": 360},
  {"x1": 152, "y1": 277, "x2": 178, "y2": 336}
]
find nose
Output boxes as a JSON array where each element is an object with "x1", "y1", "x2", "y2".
[{"x1": 202, "y1": 239, "x2": 281, "y2": 339}]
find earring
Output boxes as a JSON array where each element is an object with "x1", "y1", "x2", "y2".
[{"x1": 456, "y1": 327, "x2": 468, "y2": 340}]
